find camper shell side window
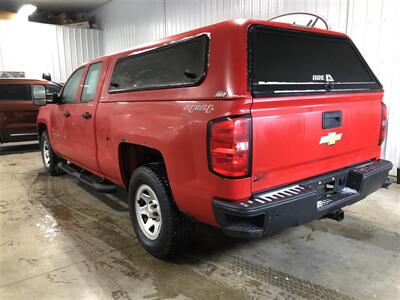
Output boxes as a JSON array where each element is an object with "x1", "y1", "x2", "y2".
[{"x1": 109, "y1": 34, "x2": 209, "y2": 93}]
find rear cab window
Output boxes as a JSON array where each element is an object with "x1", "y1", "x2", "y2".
[
  {"x1": 109, "y1": 34, "x2": 209, "y2": 93},
  {"x1": 0, "y1": 84, "x2": 31, "y2": 100},
  {"x1": 61, "y1": 68, "x2": 85, "y2": 103},
  {"x1": 82, "y1": 62, "x2": 103, "y2": 102},
  {"x1": 248, "y1": 25, "x2": 382, "y2": 97}
]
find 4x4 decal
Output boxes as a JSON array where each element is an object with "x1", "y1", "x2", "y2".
[{"x1": 183, "y1": 104, "x2": 215, "y2": 113}]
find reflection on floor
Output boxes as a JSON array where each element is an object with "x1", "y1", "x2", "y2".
[{"x1": 0, "y1": 143, "x2": 399, "y2": 299}]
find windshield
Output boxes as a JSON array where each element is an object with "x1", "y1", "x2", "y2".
[{"x1": 248, "y1": 25, "x2": 382, "y2": 97}]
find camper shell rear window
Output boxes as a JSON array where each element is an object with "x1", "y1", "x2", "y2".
[{"x1": 248, "y1": 25, "x2": 382, "y2": 97}]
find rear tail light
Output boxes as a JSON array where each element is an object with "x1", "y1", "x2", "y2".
[
  {"x1": 378, "y1": 102, "x2": 387, "y2": 146},
  {"x1": 208, "y1": 115, "x2": 251, "y2": 178}
]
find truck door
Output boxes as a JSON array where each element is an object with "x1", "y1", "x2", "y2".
[
  {"x1": 0, "y1": 83, "x2": 38, "y2": 143},
  {"x1": 50, "y1": 67, "x2": 85, "y2": 160},
  {"x1": 68, "y1": 60, "x2": 106, "y2": 174}
]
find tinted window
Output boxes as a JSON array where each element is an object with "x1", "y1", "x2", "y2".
[
  {"x1": 109, "y1": 35, "x2": 209, "y2": 92},
  {"x1": 61, "y1": 68, "x2": 84, "y2": 103},
  {"x1": 46, "y1": 84, "x2": 62, "y2": 94},
  {"x1": 249, "y1": 26, "x2": 381, "y2": 97},
  {"x1": 0, "y1": 84, "x2": 31, "y2": 100},
  {"x1": 82, "y1": 62, "x2": 103, "y2": 102}
]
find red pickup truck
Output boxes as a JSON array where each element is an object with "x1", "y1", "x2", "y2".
[{"x1": 34, "y1": 19, "x2": 392, "y2": 258}]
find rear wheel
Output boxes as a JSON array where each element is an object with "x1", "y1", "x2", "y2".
[
  {"x1": 135, "y1": 184, "x2": 163, "y2": 240},
  {"x1": 128, "y1": 163, "x2": 194, "y2": 258},
  {"x1": 40, "y1": 131, "x2": 64, "y2": 176}
]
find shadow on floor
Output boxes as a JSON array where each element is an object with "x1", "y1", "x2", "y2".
[
  {"x1": 0, "y1": 142, "x2": 39, "y2": 156},
  {"x1": 76, "y1": 178, "x2": 251, "y2": 258},
  {"x1": 31, "y1": 170, "x2": 253, "y2": 260},
  {"x1": 12, "y1": 162, "x2": 398, "y2": 299}
]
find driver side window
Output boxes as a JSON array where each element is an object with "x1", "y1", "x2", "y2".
[{"x1": 61, "y1": 68, "x2": 84, "y2": 104}]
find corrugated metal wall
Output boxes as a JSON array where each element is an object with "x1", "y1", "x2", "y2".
[
  {"x1": 92, "y1": 0, "x2": 165, "y2": 54},
  {"x1": 0, "y1": 20, "x2": 103, "y2": 82},
  {"x1": 92, "y1": 0, "x2": 400, "y2": 173}
]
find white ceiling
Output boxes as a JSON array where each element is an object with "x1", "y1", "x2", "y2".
[{"x1": 0, "y1": 0, "x2": 110, "y2": 13}]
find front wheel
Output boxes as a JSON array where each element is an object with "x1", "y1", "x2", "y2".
[
  {"x1": 128, "y1": 163, "x2": 194, "y2": 258},
  {"x1": 40, "y1": 131, "x2": 64, "y2": 176}
]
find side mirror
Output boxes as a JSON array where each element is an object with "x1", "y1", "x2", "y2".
[
  {"x1": 32, "y1": 85, "x2": 47, "y2": 106},
  {"x1": 51, "y1": 92, "x2": 61, "y2": 104},
  {"x1": 42, "y1": 72, "x2": 52, "y2": 81}
]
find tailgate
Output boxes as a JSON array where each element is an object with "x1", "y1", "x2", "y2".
[
  {"x1": 251, "y1": 93, "x2": 383, "y2": 193},
  {"x1": 248, "y1": 25, "x2": 384, "y2": 193}
]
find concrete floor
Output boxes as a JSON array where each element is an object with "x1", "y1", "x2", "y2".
[{"x1": 0, "y1": 142, "x2": 399, "y2": 300}]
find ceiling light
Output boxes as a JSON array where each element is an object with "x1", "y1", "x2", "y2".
[{"x1": 17, "y1": 4, "x2": 37, "y2": 18}]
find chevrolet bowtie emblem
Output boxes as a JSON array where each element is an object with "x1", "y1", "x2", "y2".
[{"x1": 319, "y1": 132, "x2": 343, "y2": 146}]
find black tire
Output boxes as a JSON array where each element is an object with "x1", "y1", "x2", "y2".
[
  {"x1": 128, "y1": 163, "x2": 194, "y2": 258},
  {"x1": 40, "y1": 131, "x2": 64, "y2": 176}
]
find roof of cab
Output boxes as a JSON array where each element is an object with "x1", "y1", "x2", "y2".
[
  {"x1": 0, "y1": 78, "x2": 54, "y2": 85},
  {"x1": 87, "y1": 18, "x2": 348, "y2": 64}
]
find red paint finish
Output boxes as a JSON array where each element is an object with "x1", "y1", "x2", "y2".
[
  {"x1": 37, "y1": 19, "x2": 385, "y2": 227},
  {"x1": 251, "y1": 92, "x2": 383, "y2": 194}
]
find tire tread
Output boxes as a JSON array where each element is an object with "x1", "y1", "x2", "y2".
[
  {"x1": 40, "y1": 131, "x2": 64, "y2": 176},
  {"x1": 129, "y1": 163, "x2": 194, "y2": 258}
]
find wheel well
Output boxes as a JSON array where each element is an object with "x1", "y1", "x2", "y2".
[
  {"x1": 119, "y1": 143, "x2": 165, "y2": 187},
  {"x1": 37, "y1": 123, "x2": 47, "y2": 140}
]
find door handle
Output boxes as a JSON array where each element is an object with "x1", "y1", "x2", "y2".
[
  {"x1": 82, "y1": 112, "x2": 92, "y2": 119},
  {"x1": 63, "y1": 111, "x2": 71, "y2": 117}
]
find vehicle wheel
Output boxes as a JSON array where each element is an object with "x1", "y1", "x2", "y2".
[
  {"x1": 40, "y1": 131, "x2": 64, "y2": 176},
  {"x1": 128, "y1": 163, "x2": 194, "y2": 258}
]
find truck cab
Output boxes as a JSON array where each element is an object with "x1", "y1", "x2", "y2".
[
  {"x1": 35, "y1": 19, "x2": 392, "y2": 258},
  {"x1": 0, "y1": 79, "x2": 61, "y2": 144}
]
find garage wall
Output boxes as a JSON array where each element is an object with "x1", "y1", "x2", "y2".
[
  {"x1": 0, "y1": 20, "x2": 103, "y2": 82},
  {"x1": 92, "y1": 0, "x2": 400, "y2": 174}
]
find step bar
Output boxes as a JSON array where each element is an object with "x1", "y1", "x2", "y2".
[{"x1": 57, "y1": 162, "x2": 117, "y2": 193}]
